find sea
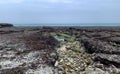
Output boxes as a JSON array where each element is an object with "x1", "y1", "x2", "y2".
[{"x1": 15, "y1": 23, "x2": 120, "y2": 26}]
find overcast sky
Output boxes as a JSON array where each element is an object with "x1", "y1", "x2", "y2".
[{"x1": 0, "y1": 0, "x2": 120, "y2": 24}]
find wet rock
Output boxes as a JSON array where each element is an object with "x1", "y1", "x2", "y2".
[
  {"x1": 82, "y1": 39, "x2": 120, "y2": 54},
  {"x1": 23, "y1": 32, "x2": 58, "y2": 50},
  {"x1": 93, "y1": 54, "x2": 120, "y2": 68}
]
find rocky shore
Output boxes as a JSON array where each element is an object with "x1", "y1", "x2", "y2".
[
  {"x1": 0, "y1": 26, "x2": 120, "y2": 74},
  {"x1": 0, "y1": 23, "x2": 13, "y2": 28}
]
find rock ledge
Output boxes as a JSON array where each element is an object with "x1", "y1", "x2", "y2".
[{"x1": 0, "y1": 23, "x2": 13, "y2": 28}]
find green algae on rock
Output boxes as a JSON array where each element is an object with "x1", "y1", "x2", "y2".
[{"x1": 51, "y1": 32, "x2": 76, "y2": 42}]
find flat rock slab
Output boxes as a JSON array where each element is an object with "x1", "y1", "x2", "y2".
[{"x1": 93, "y1": 53, "x2": 120, "y2": 68}]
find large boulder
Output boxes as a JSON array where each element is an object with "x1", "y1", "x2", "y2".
[{"x1": 0, "y1": 23, "x2": 13, "y2": 28}]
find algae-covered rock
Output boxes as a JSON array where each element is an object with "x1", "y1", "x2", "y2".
[
  {"x1": 51, "y1": 32, "x2": 75, "y2": 42},
  {"x1": 55, "y1": 41, "x2": 93, "y2": 74}
]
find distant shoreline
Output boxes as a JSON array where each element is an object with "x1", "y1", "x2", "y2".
[{"x1": 14, "y1": 23, "x2": 120, "y2": 26}]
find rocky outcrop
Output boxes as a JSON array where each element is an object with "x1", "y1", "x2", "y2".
[
  {"x1": 0, "y1": 28, "x2": 59, "y2": 74},
  {"x1": 0, "y1": 23, "x2": 13, "y2": 28},
  {"x1": 1, "y1": 26, "x2": 120, "y2": 74},
  {"x1": 23, "y1": 32, "x2": 59, "y2": 66}
]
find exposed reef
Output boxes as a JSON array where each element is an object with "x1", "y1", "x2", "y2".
[{"x1": 0, "y1": 26, "x2": 120, "y2": 74}]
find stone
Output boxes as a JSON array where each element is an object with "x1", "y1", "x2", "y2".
[
  {"x1": 84, "y1": 67, "x2": 110, "y2": 74},
  {"x1": 0, "y1": 23, "x2": 13, "y2": 28}
]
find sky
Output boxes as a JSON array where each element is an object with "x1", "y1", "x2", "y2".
[{"x1": 0, "y1": 0, "x2": 120, "y2": 24}]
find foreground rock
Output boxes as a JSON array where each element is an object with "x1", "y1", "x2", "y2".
[
  {"x1": 0, "y1": 28, "x2": 59, "y2": 74},
  {"x1": 55, "y1": 41, "x2": 93, "y2": 74}
]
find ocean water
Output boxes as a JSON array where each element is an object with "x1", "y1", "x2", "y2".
[{"x1": 15, "y1": 23, "x2": 120, "y2": 26}]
